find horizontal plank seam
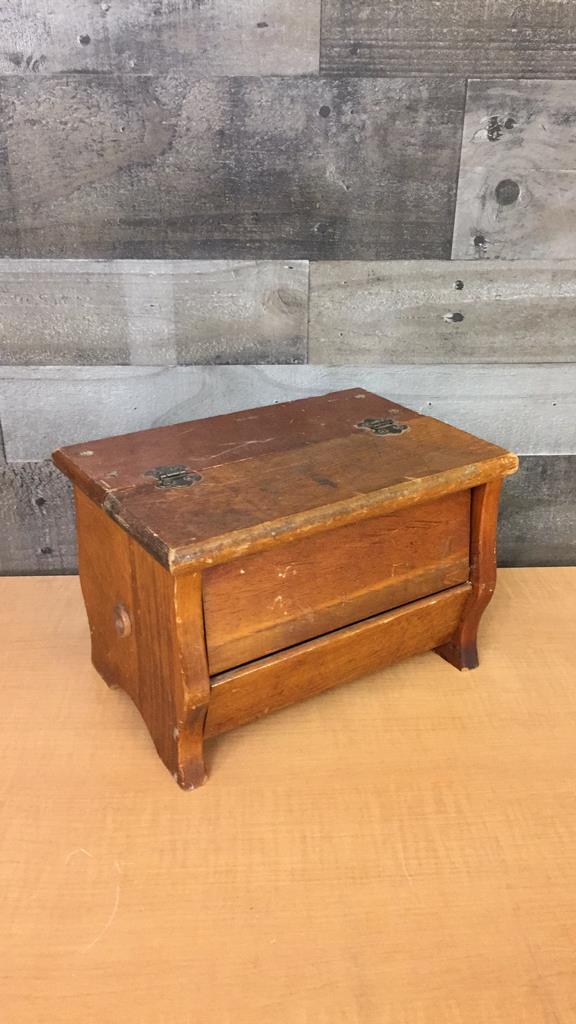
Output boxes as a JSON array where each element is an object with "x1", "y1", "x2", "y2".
[
  {"x1": 207, "y1": 558, "x2": 471, "y2": 673},
  {"x1": 210, "y1": 582, "x2": 472, "y2": 686}
]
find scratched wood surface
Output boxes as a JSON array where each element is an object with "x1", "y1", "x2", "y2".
[
  {"x1": 2, "y1": 569, "x2": 576, "y2": 1022},
  {"x1": 0, "y1": 74, "x2": 465, "y2": 260},
  {"x1": 203, "y1": 492, "x2": 472, "y2": 673},
  {"x1": 0, "y1": 260, "x2": 308, "y2": 365},
  {"x1": 453, "y1": 79, "x2": 576, "y2": 261},
  {"x1": 0, "y1": 0, "x2": 320, "y2": 77},
  {"x1": 1, "y1": 365, "x2": 573, "y2": 462},
  {"x1": 320, "y1": 0, "x2": 576, "y2": 79},
  {"x1": 309, "y1": 259, "x2": 576, "y2": 363},
  {"x1": 54, "y1": 391, "x2": 515, "y2": 572}
]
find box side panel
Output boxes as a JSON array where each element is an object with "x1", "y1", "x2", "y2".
[{"x1": 75, "y1": 487, "x2": 140, "y2": 699}]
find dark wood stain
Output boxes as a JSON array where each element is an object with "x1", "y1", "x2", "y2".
[
  {"x1": 60, "y1": 389, "x2": 516, "y2": 787},
  {"x1": 52, "y1": 389, "x2": 419, "y2": 504},
  {"x1": 52, "y1": 389, "x2": 517, "y2": 571}
]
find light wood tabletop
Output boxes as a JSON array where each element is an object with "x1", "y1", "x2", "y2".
[{"x1": 1, "y1": 569, "x2": 575, "y2": 1024}]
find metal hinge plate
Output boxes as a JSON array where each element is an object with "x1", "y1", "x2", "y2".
[
  {"x1": 145, "y1": 464, "x2": 202, "y2": 488},
  {"x1": 355, "y1": 417, "x2": 408, "y2": 436}
]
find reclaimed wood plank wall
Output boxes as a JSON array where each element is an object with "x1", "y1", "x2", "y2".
[{"x1": 0, "y1": 0, "x2": 574, "y2": 571}]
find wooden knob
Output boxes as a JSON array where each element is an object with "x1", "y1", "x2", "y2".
[{"x1": 114, "y1": 603, "x2": 132, "y2": 638}]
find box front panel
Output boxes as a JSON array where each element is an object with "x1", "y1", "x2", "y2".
[{"x1": 203, "y1": 490, "x2": 471, "y2": 674}]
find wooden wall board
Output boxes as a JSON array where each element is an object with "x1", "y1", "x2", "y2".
[
  {"x1": 2, "y1": 569, "x2": 576, "y2": 1022},
  {"x1": 0, "y1": 0, "x2": 320, "y2": 77},
  {"x1": 0, "y1": 259, "x2": 308, "y2": 365},
  {"x1": 0, "y1": 364, "x2": 573, "y2": 462},
  {"x1": 320, "y1": 0, "x2": 576, "y2": 79},
  {"x1": 0, "y1": 461, "x2": 75, "y2": 575},
  {"x1": 309, "y1": 260, "x2": 576, "y2": 363},
  {"x1": 453, "y1": 79, "x2": 576, "y2": 261},
  {"x1": 0, "y1": 74, "x2": 465, "y2": 260},
  {"x1": 498, "y1": 455, "x2": 576, "y2": 567}
]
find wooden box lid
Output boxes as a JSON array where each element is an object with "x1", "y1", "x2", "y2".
[{"x1": 53, "y1": 388, "x2": 518, "y2": 572}]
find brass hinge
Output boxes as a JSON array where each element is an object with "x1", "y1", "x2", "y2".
[
  {"x1": 145, "y1": 464, "x2": 202, "y2": 488},
  {"x1": 355, "y1": 418, "x2": 408, "y2": 436}
]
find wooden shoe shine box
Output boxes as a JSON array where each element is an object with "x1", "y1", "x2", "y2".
[{"x1": 53, "y1": 389, "x2": 518, "y2": 789}]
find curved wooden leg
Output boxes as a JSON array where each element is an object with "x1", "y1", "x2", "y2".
[
  {"x1": 436, "y1": 479, "x2": 502, "y2": 671},
  {"x1": 174, "y1": 708, "x2": 209, "y2": 790},
  {"x1": 170, "y1": 576, "x2": 211, "y2": 790}
]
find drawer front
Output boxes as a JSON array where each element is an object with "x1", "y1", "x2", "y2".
[{"x1": 203, "y1": 490, "x2": 471, "y2": 674}]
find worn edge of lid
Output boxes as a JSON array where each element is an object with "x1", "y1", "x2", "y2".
[
  {"x1": 52, "y1": 447, "x2": 110, "y2": 506},
  {"x1": 98, "y1": 451, "x2": 518, "y2": 574},
  {"x1": 50, "y1": 388, "x2": 418, "y2": 504}
]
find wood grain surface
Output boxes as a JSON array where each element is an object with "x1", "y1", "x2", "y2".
[
  {"x1": 309, "y1": 259, "x2": 576, "y2": 363},
  {"x1": 52, "y1": 388, "x2": 515, "y2": 572},
  {"x1": 75, "y1": 487, "x2": 211, "y2": 788},
  {"x1": 0, "y1": 259, "x2": 308, "y2": 365},
  {"x1": 320, "y1": 0, "x2": 576, "y2": 79},
  {"x1": 0, "y1": 460, "x2": 75, "y2": 574},
  {"x1": 4, "y1": 255, "x2": 576, "y2": 366},
  {"x1": 0, "y1": 0, "x2": 321, "y2": 77},
  {"x1": 203, "y1": 492, "x2": 471, "y2": 673},
  {"x1": 3, "y1": 456, "x2": 573, "y2": 574},
  {"x1": 1, "y1": 568, "x2": 576, "y2": 1022},
  {"x1": 437, "y1": 480, "x2": 501, "y2": 671},
  {"x1": 1, "y1": 365, "x2": 572, "y2": 462},
  {"x1": 453, "y1": 79, "x2": 576, "y2": 260},
  {"x1": 499, "y1": 455, "x2": 576, "y2": 567},
  {"x1": 0, "y1": 74, "x2": 465, "y2": 260},
  {"x1": 51, "y1": 387, "x2": 418, "y2": 505},
  {"x1": 207, "y1": 584, "x2": 471, "y2": 735}
]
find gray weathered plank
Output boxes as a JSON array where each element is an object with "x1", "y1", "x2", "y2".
[
  {"x1": 320, "y1": 0, "x2": 576, "y2": 79},
  {"x1": 0, "y1": 74, "x2": 465, "y2": 260},
  {"x1": 0, "y1": 461, "x2": 76, "y2": 574},
  {"x1": 498, "y1": 456, "x2": 576, "y2": 567},
  {"x1": 0, "y1": 419, "x2": 6, "y2": 464},
  {"x1": 309, "y1": 260, "x2": 576, "y2": 363},
  {"x1": 0, "y1": 259, "x2": 308, "y2": 365},
  {"x1": 1, "y1": 455, "x2": 573, "y2": 575},
  {"x1": 453, "y1": 80, "x2": 576, "y2": 261},
  {"x1": 1, "y1": 364, "x2": 573, "y2": 462},
  {"x1": 0, "y1": 0, "x2": 320, "y2": 77}
]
